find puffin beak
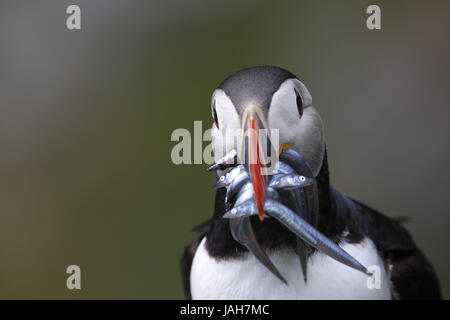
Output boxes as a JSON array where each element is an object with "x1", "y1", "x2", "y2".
[{"x1": 239, "y1": 105, "x2": 273, "y2": 221}]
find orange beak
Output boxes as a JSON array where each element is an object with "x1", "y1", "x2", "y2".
[
  {"x1": 248, "y1": 116, "x2": 267, "y2": 220},
  {"x1": 240, "y1": 105, "x2": 274, "y2": 221}
]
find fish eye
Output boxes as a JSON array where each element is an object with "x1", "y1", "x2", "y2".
[
  {"x1": 300, "y1": 176, "x2": 306, "y2": 181},
  {"x1": 295, "y1": 89, "x2": 304, "y2": 117}
]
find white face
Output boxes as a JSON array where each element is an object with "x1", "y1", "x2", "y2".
[{"x1": 210, "y1": 79, "x2": 325, "y2": 176}]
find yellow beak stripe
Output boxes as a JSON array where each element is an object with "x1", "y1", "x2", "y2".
[{"x1": 279, "y1": 143, "x2": 291, "y2": 154}]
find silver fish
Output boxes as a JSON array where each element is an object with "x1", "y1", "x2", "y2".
[
  {"x1": 207, "y1": 149, "x2": 238, "y2": 171},
  {"x1": 225, "y1": 169, "x2": 250, "y2": 205},
  {"x1": 229, "y1": 217, "x2": 287, "y2": 284},
  {"x1": 268, "y1": 174, "x2": 314, "y2": 190},
  {"x1": 279, "y1": 149, "x2": 319, "y2": 228},
  {"x1": 263, "y1": 199, "x2": 369, "y2": 275},
  {"x1": 214, "y1": 165, "x2": 246, "y2": 189},
  {"x1": 223, "y1": 201, "x2": 259, "y2": 218},
  {"x1": 273, "y1": 160, "x2": 312, "y2": 282}
]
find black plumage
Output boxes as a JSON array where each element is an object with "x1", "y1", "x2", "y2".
[
  {"x1": 181, "y1": 148, "x2": 441, "y2": 299},
  {"x1": 218, "y1": 66, "x2": 297, "y2": 116}
]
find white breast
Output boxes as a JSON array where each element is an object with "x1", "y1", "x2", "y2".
[{"x1": 190, "y1": 237, "x2": 391, "y2": 299}]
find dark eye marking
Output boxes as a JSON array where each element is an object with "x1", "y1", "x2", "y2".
[
  {"x1": 295, "y1": 89, "x2": 304, "y2": 117},
  {"x1": 213, "y1": 101, "x2": 219, "y2": 128}
]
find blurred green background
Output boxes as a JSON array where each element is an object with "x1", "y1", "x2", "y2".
[{"x1": 0, "y1": 0, "x2": 449, "y2": 299}]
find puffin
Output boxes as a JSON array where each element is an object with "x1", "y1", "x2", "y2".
[{"x1": 180, "y1": 66, "x2": 441, "y2": 300}]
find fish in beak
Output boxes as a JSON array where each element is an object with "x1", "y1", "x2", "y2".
[
  {"x1": 239, "y1": 105, "x2": 275, "y2": 221},
  {"x1": 210, "y1": 105, "x2": 370, "y2": 283}
]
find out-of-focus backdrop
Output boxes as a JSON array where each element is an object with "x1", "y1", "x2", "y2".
[{"x1": 0, "y1": 0, "x2": 449, "y2": 299}]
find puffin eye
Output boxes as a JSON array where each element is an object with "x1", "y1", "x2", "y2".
[
  {"x1": 212, "y1": 103, "x2": 219, "y2": 129},
  {"x1": 295, "y1": 90, "x2": 304, "y2": 117}
]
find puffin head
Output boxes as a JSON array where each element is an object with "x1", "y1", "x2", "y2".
[{"x1": 210, "y1": 66, "x2": 326, "y2": 218}]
